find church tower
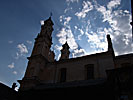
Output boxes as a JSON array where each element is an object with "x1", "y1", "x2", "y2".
[
  {"x1": 60, "y1": 42, "x2": 70, "y2": 60},
  {"x1": 18, "y1": 17, "x2": 55, "y2": 90}
]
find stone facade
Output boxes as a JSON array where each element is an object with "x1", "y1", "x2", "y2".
[
  {"x1": 18, "y1": 17, "x2": 132, "y2": 91},
  {"x1": 115, "y1": 54, "x2": 133, "y2": 68}
]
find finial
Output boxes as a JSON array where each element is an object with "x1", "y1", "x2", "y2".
[{"x1": 50, "y1": 12, "x2": 52, "y2": 17}]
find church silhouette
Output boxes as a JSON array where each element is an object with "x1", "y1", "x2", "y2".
[{"x1": 15, "y1": 16, "x2": 133, "y2": 100}]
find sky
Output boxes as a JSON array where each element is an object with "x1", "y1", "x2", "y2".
[{"x1": 0, "y1": 0, "x2": 132, "y2": 89}]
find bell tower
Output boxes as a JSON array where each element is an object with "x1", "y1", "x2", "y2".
[
  {"x1": 31, "y1": 17, "x2": 54, "y2": 59},
  {"x1": 18, "y1": 17, "x2": 55, "y2": 90},
  {"x1": 60, "y1": 42, "x2": 70, "y2": 60}
]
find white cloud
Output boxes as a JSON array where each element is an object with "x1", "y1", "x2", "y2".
[
  {"x1": 26, "y1": 40, "x2": 32, "y2": 44},
  {"x1": 72, "y1": 49, "x2": 85, "y2": 58},
  {"x1": 59, "y1": 15, "x2": 63, "y2": 22},
  {"x1": 57, "y1": 28, "x2": 67, "y2": 37},
  {"x1": 13, "y1": 71, "x2": 17, "y2": 75},
  {"x1": 77, "y1": 28, "x2": 84, "y2": 40},
  {"x1": 8, "y1": 62, "x2": 15, "y2": 69},
  {"x1": 103, "y1": 28, "x2": 113, "y2": 36},
  {"x1": 96, "y1": 5, "x2": 112, "y2": 22},
  {"x1": 58, "y1": 37, "x2": 67, "y2": 44},
  {"x1": 75, "y1": 1, "x2": 93, "y2": 19},
  {"x1": 15, "y1": 43, "x2": 28, "y2": 59},
  {"x1": 109, "y1": 11, "x2": 132, "y2": 48},
  {"x1": 56, "y1": 27, "x2": 67, "y2": 45},
  {"x1": 57, "y1": 0, "x2": 132, "y2": 59},
  {"x1": 95, "y1": 0, "x2": 132, "y2": 55},
  {"x1": 86, "y1": 32, "x2": 99, "y2": 43},
  {"x1": 57, "y1": 29, "x2": 78, "y2": 50},
  {"x1": 8, "y1": 41, "x2": 13, "y2": 44},
  {"x1": 57, "y1": 16, "x2": 72, "y2": 43},
  {"x1": 66, "y1": 27, "x2": 73, "y2": 38},
  {"x1": 56, "y1": 0, "x2": 132, "y2": 58},
  {"x1": 64, "y1": 16, "x2": 72, "y2": 26},
  {"x1": 15, "y1": 52, "x2": 19, "y2": 59},
  {"x1": 66, "y1": 0, "x2": 79, "y2": 5},
  {"x1": 57, "y1": 26, "x2": 78, "y2": 50},
  {"x1": 54, "y1": 45, "x2": 62, "y2": 51},
  {"x1": 107, "y1": 0, "x2": 121, "y2": 10},
  {"x1": 57, "y1": 53, "x2": 61, "y2": 61},
  {"x1": 78, "y1": 28, "x2": 84, "y2": 35},
  {"x1": 85, "y1": 30, "x2": 108, "y2": 52},
  {"x1": 96, "y1": 5, "x2": 106, "y2": 12},
  {"x1": 17, "y1": 43, "x2": 28, "y2": 54},
  {"x1": 66, "y1": 26, "x2": 78, "y2": 50},
  {"x1": 57, "y1": 15, "x2": 77, "y2": 50},
  {"x1": 124, "y1": 10, "x2": 130, "y2": 14},
  {"x1": 66, "y1": 0, "x2": 79, "y2": 3},
  {"x1": 67, "y1": 37, "x2": 78, "y2": 50},
  {"x1": 64, "y1": 7, "x2": 72, "y2": 13},
  {"x1": 65, "y1": 17, "x2": 72, "y2": 23},
  {"x1": 74, "y1": 26, "x2": 78, "y2": 29}
]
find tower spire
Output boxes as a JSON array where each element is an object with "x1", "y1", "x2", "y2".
[
  {"x1": 107, "y1": 34, "x2": 115, "y2": 57},
  {"x1": 60, "y1": 42, "x2": 70, "y2": 60},
  {"x1": 50, "y1": 12, "x2": 52, "y2": 17}
]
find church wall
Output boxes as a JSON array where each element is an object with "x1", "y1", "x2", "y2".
[
  {"x1": 115, "y1": 54, "x2": 133, "y2": 68},
  {"x1": 39, "y1": 66, "x2": 55, "y2": 83},
  {"x1": 98, "y1": 53, "x2": 115, "y2": 78},
  {"x1": 24, "y1": 58, "x2": 41, "y2": 78},
  {"x1": 50, "y1": 52, "x2": 115, "y2": 83}
]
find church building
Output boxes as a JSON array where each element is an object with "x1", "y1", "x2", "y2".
[{"x1": 18, "y1": 16, "x2": 133, "y2": 92}]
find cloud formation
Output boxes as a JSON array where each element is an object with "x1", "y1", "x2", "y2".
[
  {"x1": 95, "y1": 0, "x2": 132, "y2": 55},
  {"x1": 55, "y1": 0, "x2": 132, "y2": 59},
  {"x1": 17, "y1": 43, "x2": 28, "y2": 54},
  {"x1": 57, "y1": 15, "x2": 78, "y2": 49},
  {"x1": 8, "y1": 62, "x2": 15, "y2": 69},
  {"x1": 107, "y1": 0, "x2": 121, "y2": 10},
  {"x1": 66, "y1": 0, "x2": 79, "y2": 5},
  {"x1": 13, "y1": 71, "x2": 17, "y2": 75},
  {"x1": 75, "y1": 1, "x2": 93, "y2": 19},
  {"x1": 72, "y1": 49, "x2": 85, "y2": 58},
  {"x1": 8, "y1": 41, "x2": 13, "y2": 44},
  {"x1": 26, "y1": 40, "x2": 32, "y2": 44},
  {"x1": 15, "y1": 43, "x2": 28, "y2": 59}
]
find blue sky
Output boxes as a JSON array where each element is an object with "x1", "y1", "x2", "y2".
[{"x1": 0, "y1": 0, "x2": 132, "y2": 89}]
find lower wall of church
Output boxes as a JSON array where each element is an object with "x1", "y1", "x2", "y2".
[{"x1": 43, "y1": 52, "x2": 115, "y2": 83}]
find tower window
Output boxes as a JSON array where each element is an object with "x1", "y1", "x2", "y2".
[
  {"x1": 60, "y1": 68, "x2": 67, "y2": 82},
  {"x1": 85, "y1": 64, "x2": 94, "y2": 80}
]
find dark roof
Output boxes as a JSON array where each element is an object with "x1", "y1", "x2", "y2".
[
  {"x1": 51, "y1": 51, "x2": 110, "y2": 64},
  {"x1": 34, "y1": 78, "x2": 106, "y2": 90},
  {"x1": 115, "y1": 53, "x2": 133, "y2": 59}
]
